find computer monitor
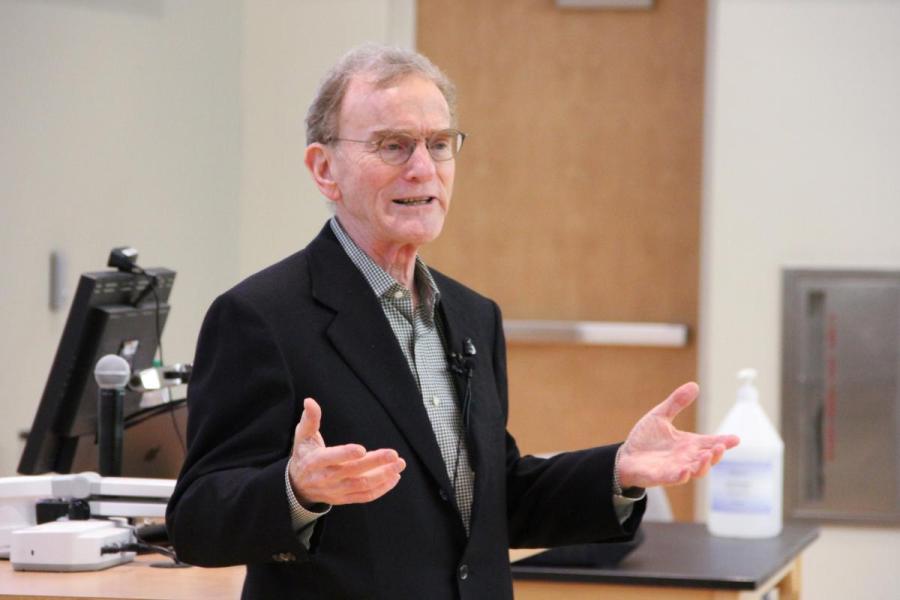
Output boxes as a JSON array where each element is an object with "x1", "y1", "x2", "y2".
[
  {"x1": 18, "y1": 267, "x2": 178, "y2": 475},
  {"x1": 68, "y1": 400, "x2": 188, "y2": 479}
]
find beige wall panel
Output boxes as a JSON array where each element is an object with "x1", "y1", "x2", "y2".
[
  {"x1": 704, "y1": 2, "x2": 900, "y2": 598},
  {"x1": 418, "y1": 0, "x2": 705, "y2": 520}
]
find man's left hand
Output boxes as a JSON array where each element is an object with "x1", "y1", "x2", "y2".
[{"x1": 616, "y1": 382, "x2": 740, "y2": 490}]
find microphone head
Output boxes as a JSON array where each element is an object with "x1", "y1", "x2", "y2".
[{"x1": 94, "y1": 354, "x2": 131, "y2": 389}]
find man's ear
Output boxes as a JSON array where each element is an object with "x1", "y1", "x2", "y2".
[{"x1": 304, "y1": 143, "x2": 341, "y2": 202}]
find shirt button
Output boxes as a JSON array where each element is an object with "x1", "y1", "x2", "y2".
[
  {"x1": 393, "y1": 290, "x2": 404, "y2": 299},
  {"x1": 431, "y1": 395, "x2": 441, "y2": 406},
  {"x1": 458, "y1": 564, "x2": 469, "y2": 580}
]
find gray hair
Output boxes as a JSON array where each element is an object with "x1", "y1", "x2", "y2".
[{"x1": 305, "y1": 44, "x2": 457, "y2": 145}]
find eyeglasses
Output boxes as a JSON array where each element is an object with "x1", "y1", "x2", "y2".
[{"x1": 329, "y1": 129, "x2": 466, "y2": 166}]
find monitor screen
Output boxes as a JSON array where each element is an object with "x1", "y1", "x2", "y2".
[
  {"x1": 18, "y1": 267, "x2": 177, "y2": 475},
  {"x1": 69, "y1": 401, "x2": 188, "y2": 479}
]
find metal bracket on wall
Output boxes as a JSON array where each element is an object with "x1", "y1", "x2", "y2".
[
  {"x1": 556, "y1": 0, "x2": 653, "y2": 9},
  {"x1": 502, "y1": 320, "x2": 688, "y2": 347}
]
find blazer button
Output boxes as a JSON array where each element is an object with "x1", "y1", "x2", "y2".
[
  {"x1": 458, "y1": 564, "x2": 469, "y2": 580},
  {"x1": 439, "y1": 488, "x2": 450, "y2": 502},
  {"x1": 272, "y1": 552, "x2": 296, "y2": 563}
]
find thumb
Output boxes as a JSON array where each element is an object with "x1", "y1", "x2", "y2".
[
  {"x1": 651, "y1": 382, "x2": 699, "y2": 421},
  {"x1": 295, "y1": 397, "x2": 322, "y2": 441}
]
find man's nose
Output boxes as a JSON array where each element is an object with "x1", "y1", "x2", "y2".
[{"x1": 403, "y1": 141, "x2": 438, "y2": 179}]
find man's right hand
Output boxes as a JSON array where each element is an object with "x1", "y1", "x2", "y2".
[{"x1": 288, "y1": 397, "x2": 406, "y2": 507}]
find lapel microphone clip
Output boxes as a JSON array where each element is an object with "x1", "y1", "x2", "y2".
[
  {"x1": 449, "y1": 338, "x2": 476, "y2": 429},
  {"x1": 450, "y1": 337, "x2": 476, "y2": 375}
]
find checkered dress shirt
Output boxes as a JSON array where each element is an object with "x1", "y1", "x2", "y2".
[{"x1": 328, "y1": 217, "x2": 475, "y2": 532}]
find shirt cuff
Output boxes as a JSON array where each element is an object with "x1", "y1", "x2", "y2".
[
  {"x1": 612, "y1": 486, "x2": 647, "y2": 523},
  {"x1": 612, "y1": 444, "x2": 646, "y2": 524},
  {"x1": 285, "y1": 460, "x2": 330, "y2": 540}
]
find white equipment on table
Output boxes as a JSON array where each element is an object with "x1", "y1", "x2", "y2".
[
  {"x1": 11, "y1": 519, "x2": 135, "y2": 572},
  {"x1": 0, "y1": 472, "x2": 174, "y2": 571}
]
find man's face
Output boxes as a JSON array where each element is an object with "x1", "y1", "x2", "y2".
[{"x1": 325, "y1": 74, "x2": 455, "y2": 253}]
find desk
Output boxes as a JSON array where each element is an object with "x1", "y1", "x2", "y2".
[
  {"x1": 1, "y1": 523, "x2": 817, "y2": 600},
  {"x1": 0, "y1": 555, "x2": 244, "y2": 600},
  {"x1": 512, "y1": 522, "x2": 819, "y2": 600}
]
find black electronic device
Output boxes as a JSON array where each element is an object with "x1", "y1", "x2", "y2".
[{"x1": 18, "y1": 262, "x2": 177, "y2": 475}]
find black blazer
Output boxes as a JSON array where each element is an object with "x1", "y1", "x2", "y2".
[{"x1": 166, "y1": 224, "x2": 644, "y2": 600}]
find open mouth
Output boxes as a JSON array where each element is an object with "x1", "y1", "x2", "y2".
[{"x1": 392, "y1": 196, "x2": 435, "y2": 206}]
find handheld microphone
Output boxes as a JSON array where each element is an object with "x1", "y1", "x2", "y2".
[{"x1": 94, "y1": 354, "x2": 131, "y2": 476}]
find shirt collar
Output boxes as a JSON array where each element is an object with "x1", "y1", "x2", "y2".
[{"x1": 329, "y1": 217, "x2": 441, "y2": 321}]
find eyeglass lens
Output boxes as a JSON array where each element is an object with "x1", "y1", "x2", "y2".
[{"x1": 378, "y1": 130, "x2": 464, "y2": 165}]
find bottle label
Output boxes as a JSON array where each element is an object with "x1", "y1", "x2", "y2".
[{"x1": 710, "y1": 460, "x2": 775, "y2": 514}]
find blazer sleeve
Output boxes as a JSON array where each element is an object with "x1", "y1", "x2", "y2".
[
  {"x1": 166, "y1": 292, "x2": 309, "y2": 567},
  {"x1": 488, "y1": 302, "x2": 646, "y2": 549}
]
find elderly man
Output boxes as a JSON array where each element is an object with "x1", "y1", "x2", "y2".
[{"x1": 166, "y1": 45, "x2": 738, "y2": 600}]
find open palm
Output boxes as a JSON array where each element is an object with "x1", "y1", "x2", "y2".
[{"x1": 616, "y1": 382, "x2": 740, "y2": 490}]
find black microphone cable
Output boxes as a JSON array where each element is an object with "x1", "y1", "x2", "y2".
[{"x1": 448, "y1": 344, "x2": 475, "y2": 511}]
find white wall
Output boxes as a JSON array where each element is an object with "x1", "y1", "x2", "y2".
[
  {"x1": 700, "y1": 1, "x2": 900, "y2": 598},
  {"x1": 238, "y1": 0, "x2": 415, "y2": 277},
  {"x1": 0, "y1": 0, "x2": 243, "y2": 475},
  {"x1": 0, "y1": 0, "x2": 414, "y2": 476}
]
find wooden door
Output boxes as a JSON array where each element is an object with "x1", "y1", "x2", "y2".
[{"x1": 418, "y1": 0, "x2": 706, "y2": 520}]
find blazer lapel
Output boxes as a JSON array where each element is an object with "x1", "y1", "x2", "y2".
[
  {"x1": 306, "y1": 227, "x2": 453, "y2": 493},
  {"x1": 436, "y1": 275, "x2": 516, "y2": 539},
  {"x1": 435, "y1": 282, "x2": 494, "y2": 482}
]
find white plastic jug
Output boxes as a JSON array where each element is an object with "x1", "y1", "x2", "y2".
[{"x1": 707, "y1": 368, "x2": 783, "y2": 538}]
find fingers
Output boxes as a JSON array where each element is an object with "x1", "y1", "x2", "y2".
[
  {"x1": 343, "y1": 467, "x2": 404, "y2": 503},
  {"x1": 302, "y1": 446, "x2": 399, "y2": 475},
  {"x1": 295, "y1": 397, "x2": 322, "y2": 441},
  {"x1": 692, "y1": 450, "x2": 715, "y2": 479},
  {"x1": 621, "y1": 431, "x2": 740, "y2": 489},
  {"x1": 317, "y1": 452, "x2": 406, "y2": 505},
  {"x1": 335, "y1": 449, "x2": 406, "y2": 478},
  {"x1": 289, "y1": 444, "x2": 407, "y2": 506},
  {"x1": 710, "y1": 443, "x2": 728, "y2": 465},
  {"x1": 687, "y1": 442, "x2": 733, "y2": 480},
  {"x1": 288, "y1": 397, "x2": 407, "y2": 506},
  {"x1": 340, "y1": 460, "x2": 406, "y2": 499},
  {"x1": 718, "y1": 434, "x2": 741, "y2": 450},
  {"x1": 300, "y1": 443, "x2": 366, "y2": 468},
  {"x1": 650, "y1": 382, "x2": 700, "y2": 421}
]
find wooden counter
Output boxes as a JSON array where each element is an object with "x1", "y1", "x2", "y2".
[
  {"x1": 0, "y1": 555, "x2": 244, "y2": 600},
  {"x1": 0, "y1": 522, "x2": 817, "y2": 600}
]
